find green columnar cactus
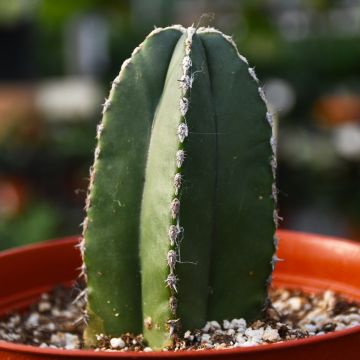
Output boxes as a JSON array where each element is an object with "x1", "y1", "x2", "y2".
[{"x1": 82, "y1": 25, "x2": 277, "y2": 350}]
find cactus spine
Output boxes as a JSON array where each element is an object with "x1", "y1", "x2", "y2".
[{"x1": 82, "y1": 25, "x2": 277, "y2": 350}]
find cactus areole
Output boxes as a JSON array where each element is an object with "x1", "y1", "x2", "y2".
[{"x1": 82, "y1": 25, "x2": 278, "y2": 349}]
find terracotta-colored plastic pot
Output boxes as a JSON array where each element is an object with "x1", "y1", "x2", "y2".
[{"x1": 0, "y1": 230, "x2": 359, "y2": 359}]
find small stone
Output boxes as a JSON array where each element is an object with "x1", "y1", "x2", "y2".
[
  {"x1": 44, "y1": 323, "x2": 56, "y2": 332},
  {"x1": 50, "y1": 332, "x2": 79, "y2": 350},
  {"x1": 110, "y1": 337, "x2": 125, "y2": 349},
  {"x1": 26, "y1": 313, "x2": 40, "y2": 328},
  {"x1": 96, "y1": 333, "x2": 105, "y2": 341},
  {"x1": 38, "y1": 302, "x2": 51, "y2": 313},
  {"x1": 227, "y1": 328, "x2": 236, "y2": 336},
  {"x1": 231, "y1": 318, "x2": 247, "y2": 330},
  {"x1": 64, "y1": 333, "x2": 80, "y2": 350},
  {"x1": 210, "y1": 320, "x2": 221, "y2": 330},
  {"x1": 241, "y1": 340, "x2": 259, "y2": 347},
  {"x1": 235, "y1": 333, "x2": 246, "y2": 344},
  {"x1": 335, "y1": 323, "x2": 346, "y2": 331},
  {"x1": 202, "y1": 322, "x2": 211, "y2": 332},
  {"x1": 201, "y1": 334, "x2": 211, "y2": 343},
  {"x1": 288, "y1": 297, "x2": 302, "y2": 311},
  {"x1": 262, "y1": 326, "x2": 280, "y2": 342},
  {"x1": 303, "y1": 324, "x2": 317, "y2": 332},
  {"x1": 223, "y1": 320, "x2": 232, "y2": 329},
  {"x1": 184, "y1": 330, "x2": 192, "y2": 339},
  {"x1": 245, "y1": 327, "x2": 264, "y2": 343},
  {"x1": 143, "y1": 347, "x2": 153, "y2": 352}
]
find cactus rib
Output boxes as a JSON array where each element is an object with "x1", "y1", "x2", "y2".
[{"x1": 82, "y1": 26, "x2": 185, "y2": 346}]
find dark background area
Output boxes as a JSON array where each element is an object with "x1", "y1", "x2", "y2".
[{"x1": 0, "y1": 0, "x2": 359, "y2": 250}]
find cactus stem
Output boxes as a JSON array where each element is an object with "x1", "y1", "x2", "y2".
[
  {"x1": 144, "y1": 317, "x2": 153, "y2": 330},
  {"x1": 96, "y1": 123, "x2": 104, "y2": 139},
  {"x1": 77, "y1": 311, "x2": 89, "y2": 326},
  {"x1": 165, "y1": 273, "x2": 179, "y2": 293},
  {"x1": 120, "y1": 58, "x2": 132, "y2": 72},
  {"x1": 170, "y1": 198, "x2": 180, "y2": 219},
  {"x1": 94, "y1": 147, "x2": 100, "y2": 160},
  {"x1": 248, "y1": 67, "x2": 259, "y2": 83},
  {"x1": 258, "y1": 87, "x2": 267, "y2": 103},
  {"x1": 82, "y1": 216, "x2": 89, "y2": 231},
  {"x1": 273, "y1": 209, "x2": 283, "y2": 227},
  {"x1": 169, "y1": 296, "x2": 177, "y2": 315},
  {"x1": 271, "y1": 156, "x2": 277, "y2": 178},
  {"x1": 271, "y1": 183, "x2": 278, "y2": 202},
  {"x1": 102, "y1": 98, "x2": 111, "y2": 114},
  {"x1": 167, "y1": 250, "x2": 177, "y2": 273},
  {"x1": 111, "y1": 76, "x2": 120, "y2": 88},
  {"x1": 79, "y1": 263, "x2": 87, "y2": 278},
  {"x1": 174, "y1": 173, "x2": 182, "y2": 195},
  {"x1": 179, "y1": 97, "x2": 189, "y2": 116},
  {"x1": 272, "y1": 254, "x2": 284, "y2": 263},
  {"x1": 178, "y1": 74, "x2": 193, "y2": 91},
  {"x1": 73, "y1": 288, "x2": 88, "y2": 305},
  {"x1": 273, "y1": 235, "x2": 279, "y2": 250},
  {"x1": 266, "y1": 111, "x2": 274, "y2": 126},
  {"x1": 270, "y1": 136, "x2": 277, "y2": 155},
  {"x1": 271, "y1": 255, "x2": 284, "y2": 271},
  {"x1": 75, "y1": 239, "x2": 86, "y2": 254},
  {"x1": 166, "y1": 319, "x2": 180, "y2": 338},
  {"x1": 177, "y1": 123, "x2": 188, "y2": 142},
  {"x1": 182, "y1": 56, "x2": 192, "y2": 72},
  {"x1": 168, "y1": 225, "x2": 180, "y2": 246},
  {"x1": 176, "y1": 150, "x2": 185, "y2": 168}
]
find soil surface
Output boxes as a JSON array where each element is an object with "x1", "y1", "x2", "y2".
[{"x1": 0, "y1": 285, "x2": 359, "y2": 352}]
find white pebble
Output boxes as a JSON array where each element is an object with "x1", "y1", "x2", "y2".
[
  {"x1": 184, "y1": 330, "x2": 192, "y2": 339},
  {"x1": 143, "y1": 347, "x2": 153, "y2": 352},
  {"x1": 223, "y1": 320, "x2": 232, "y2": 329},
  {"x1": 96, "y1": 333, "x2": 104, "y2": 341},
  {"x1": 288, "y1": 297, "x2": 302, "y2": 311},
  {"x1": 201, "y1": 334, "x2": 211, "y2": 343},
  {"x1": 335, "y1": 323, "x2": 346, "y2": 331},
  {"x1": 110, "y1": 337, "x2": 125, "y2": 349},
  {"x1": 231, "y1": 318, "x2": 247, "y2": 330},
  {"x1": 303, "y1": 324, "x2": 317, "y2": 332},
  {"x1": 262, "y1": 326, "x2": 280, "y2": 342},
  {"x1": 26, "y1": 313, "x2": 40, "y2": 328},
  {"x1": 64, "y1": 333, "x2": 80, "y2": 350},
  {"x1": 38, "y1": 301, "x2": 51, "y2": 312},
  {"x1": 202, "y1": 322, "x2": 211, "y2": 332},
  {"x1": 240, "y1": 340, "x2": 259, "y2": 347},
  {"x1": 227, "y1": 328, "x2": 236, "y2": 336},
  {"x1": 235, "y1": 333, "x2": 246, "y2": 344},
  {"x1": 245, "y1": 328, "x2": 264, "y2": 343},
  {"x1": 210, "y1": 320, "x2": 221, "y2": 329}
]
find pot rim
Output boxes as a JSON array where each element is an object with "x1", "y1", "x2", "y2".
[
  {"x1": 1, "y1": 326, "x2": 359, "y2": 358},
  {"x1": 0, "y1": 230, "x2": 359, "y2": 357}
]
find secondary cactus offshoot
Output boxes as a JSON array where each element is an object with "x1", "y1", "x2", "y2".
[{"x1": 81, "y1": 25, "x2": 278, "y2": 350}]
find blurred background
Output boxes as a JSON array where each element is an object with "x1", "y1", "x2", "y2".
[{"x1": 0, "y1": 0, "x2": 359, "y2": 250}]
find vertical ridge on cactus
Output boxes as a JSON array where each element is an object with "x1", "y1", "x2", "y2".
[
  {"x1": 82, "y1": 26, "x2": 185, "y2": 345},
  {"x1": 82, "y1": 25, "x2": 277, "y2": 350}
]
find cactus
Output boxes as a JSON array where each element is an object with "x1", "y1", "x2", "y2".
[{"x1": 81, "y1": 25, "x2": 277, "y2": 350}]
